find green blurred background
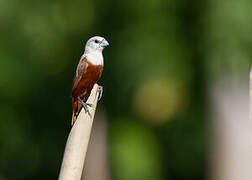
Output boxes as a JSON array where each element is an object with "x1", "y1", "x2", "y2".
[{"x1": 0, "y1": 0, "x2": 251, "y2": 179}]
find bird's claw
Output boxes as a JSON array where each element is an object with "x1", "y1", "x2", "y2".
[
  {"x1": 85, "y1": 103, "x2": 93, "y2": 107},
  {"x1": 98, "y1": 85, "x2": 103, "y2": 101},
  {"x1": 77, "y1": 97, "x2": 92, "y2": 116}
]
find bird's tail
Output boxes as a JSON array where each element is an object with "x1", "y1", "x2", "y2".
[
  {"x1": 71, "y1": 111, "x2": 77, "y2": 126},
  {"x1": 71, "y1": 98, "x2": 81, "y2": 126}
]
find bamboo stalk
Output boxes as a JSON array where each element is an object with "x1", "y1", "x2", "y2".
[{"x1": 59, "y1": 84, "x2": 99, "y2": 180}]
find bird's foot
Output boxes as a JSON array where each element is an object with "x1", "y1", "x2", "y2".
[
  {"x1": 77, "y1": 97, "x2": 93, "y2": 116},
  {"x1": 98, "y1": 85, "x2": 103, "y2": 101}
]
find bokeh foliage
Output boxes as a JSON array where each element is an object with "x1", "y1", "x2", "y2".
[{"x1": 0, "y1": 0, "x2": 251, "y2": 179}]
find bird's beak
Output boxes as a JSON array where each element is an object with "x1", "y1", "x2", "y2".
[{"x1": 100, "y1": 39, "x2": 109, "y2": 47}]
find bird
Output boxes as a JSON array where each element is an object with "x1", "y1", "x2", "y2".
[{"x1": 71, "y1": 36, "x2": 109, "y2": 125}]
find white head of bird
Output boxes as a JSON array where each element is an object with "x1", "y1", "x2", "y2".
[
  {"x1": 83, "y1": 36, "x2": 109, "y2": 65},
  {"x1": 85, "y1": 36, "x2": 109, "y2": 53}
]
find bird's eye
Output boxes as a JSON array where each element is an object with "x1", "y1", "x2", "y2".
[{"x1": 95, "y1": 40, "x2": 99, "y2": 43}]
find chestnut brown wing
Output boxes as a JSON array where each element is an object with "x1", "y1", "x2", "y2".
[{"x1": 72, "y1": 56, "x2": 88, "y2": 93}]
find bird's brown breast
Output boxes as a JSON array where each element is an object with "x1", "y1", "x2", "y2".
[{"x1": 72, "y1": 61, "x2": 103, "y2": 100}]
